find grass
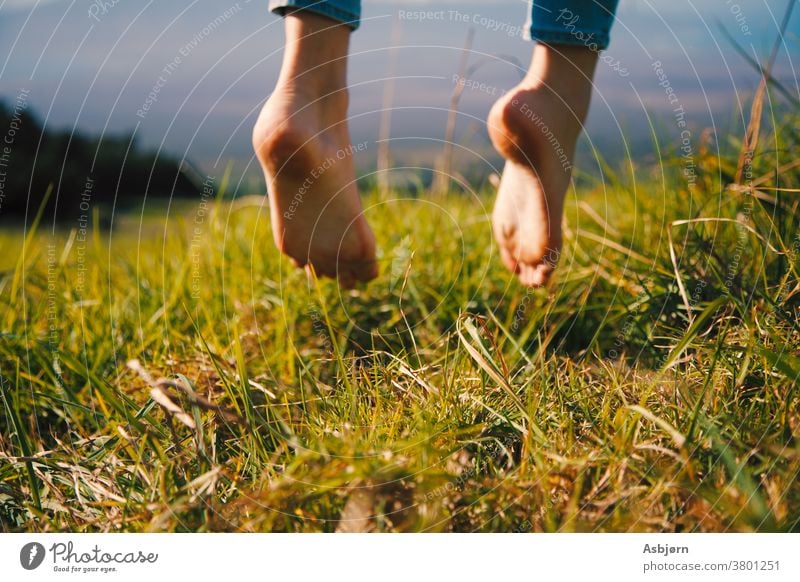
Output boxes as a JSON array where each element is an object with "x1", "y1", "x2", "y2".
[{"x1": 1, "y1": 106, "x2": 800, "y2": 533}]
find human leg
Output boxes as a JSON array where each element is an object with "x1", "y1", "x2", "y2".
[
  {"x1": 253, "y1": 4, "x2": 377, "y2": 286},
  {"x1": 488, "y1": 1, "x2": 619, "y2": 287}
]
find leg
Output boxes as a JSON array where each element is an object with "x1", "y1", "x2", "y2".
[
  {"x1": 253, "y1": 4, "x2": 376, "y2": 287},
  {"x1": 488, "y1": 1, "x2": 619, "y2": 287}
]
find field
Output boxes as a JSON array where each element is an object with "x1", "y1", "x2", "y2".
[{"x1": 1, "y1": 108, "x2": 800, "y2": 533}]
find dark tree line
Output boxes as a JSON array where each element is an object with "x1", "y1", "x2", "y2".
[{"x1": 0, "y1": 101, "x2": 204, "y2": 224}]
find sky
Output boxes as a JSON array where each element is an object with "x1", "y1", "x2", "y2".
[{"x1": 0, "y1": 0, "x2": 798, "y2": 189}]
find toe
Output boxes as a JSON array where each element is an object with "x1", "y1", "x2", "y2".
[
  {"x1": 530, "y1": 263, "x2": 554, "y2": 287},
  {"x1": 338, "y1": 272, "x2": 356, "y2": 289},
  {"x1": 361, "y1": 262, "x2": 379, "y2": 282},
  {"x1": 518, "y1": 262, "x2": 553, "y2": 288},
  {"x1": 334, "y1": 257, "x2": 377, "y2": 288},
  {"x1": 353, "y1": 257, "x2": 379, "y2": 283},
  {"x1": 518, "y1": 264, "x2": 536, "y2": 287},
  {"x1": 499, "y1": 246, "x2": 520, "y2": 273},
  {"x1": 307, "y1": 260, "x2": 333, "y2": 280}
]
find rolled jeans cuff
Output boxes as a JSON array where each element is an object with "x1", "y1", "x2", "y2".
[
  {"x1": 527, "y1": 0, "x2": 619, "y2": 50},
  {"x1": 269, "y1": 0, "x2": 361, "y2": 30}
]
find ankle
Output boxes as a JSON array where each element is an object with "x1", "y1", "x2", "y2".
[
  {"x1": 271, "y1": 77, "x2": 348, "y2": 109},
  {"x1": 526, "y1": 43, "x2": 598, "y2": 83},
  {"x1": 276, "y1": 67, "x2": 349, "y2": 104},
  {"x1": 277, "y1": 12, "x2": 350, "y2": 98},
  {"x1": 508, "y1": 82, "x2": 588, "y2": 129},
  {"x1": 521, "y1": 44, "x2": 597, "y2": 119}
]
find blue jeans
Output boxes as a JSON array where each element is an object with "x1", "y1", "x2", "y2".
[{"x1": 269, "y1": 0, "x2": 619, "y2": 50}]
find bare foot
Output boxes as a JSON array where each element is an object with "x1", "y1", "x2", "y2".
[
  {"x1": 487, "y1": 44, "x2": 597, "y2": 287},
  {"x1": 252, "y1": 13, "x2": 377, "y2": 287}
]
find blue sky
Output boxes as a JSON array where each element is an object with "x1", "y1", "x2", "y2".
[{"x1": 0, "y1": 0, "x2": 797, "y2": 185}]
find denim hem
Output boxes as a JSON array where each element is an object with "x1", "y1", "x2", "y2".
[
  {"x1": 528, "y1": 27, "x2": 611, "y2": 50},
  {"x1": 269, "y1": 0, "x2": 360, "y2": 30}
]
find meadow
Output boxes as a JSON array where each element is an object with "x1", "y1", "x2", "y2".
[{"x1": 1, "y1": 104, "x2": 799, "y2": 533}]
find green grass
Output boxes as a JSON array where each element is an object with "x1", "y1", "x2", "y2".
[{"x1": 1, "y1": 111, "x2": 799, "y2": 532}]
